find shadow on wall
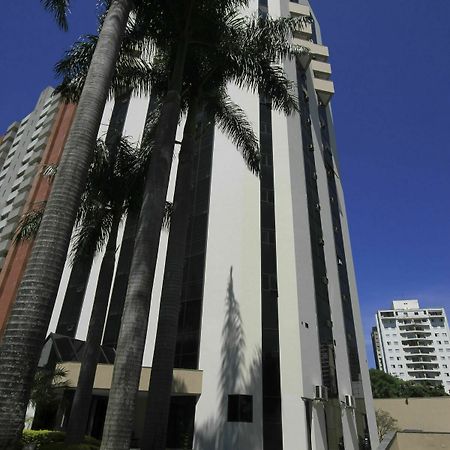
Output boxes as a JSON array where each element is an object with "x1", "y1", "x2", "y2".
[{"x1": 195, "y1": 267, "x2": 263, "y2": 450}]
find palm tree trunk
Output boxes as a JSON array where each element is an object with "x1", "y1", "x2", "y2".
[
  {"x1": 65, "y1": 210, "x2": 121, "y2": 445},
  {"x1": 0, "y1": 1, "x2": 132, "y2": 446},
  {"x1": 141, "y1": 100, "x2": 200, "y2": 450},
  {"x1": 100, "y1": 32, "x2": 192, "y2": 450}
]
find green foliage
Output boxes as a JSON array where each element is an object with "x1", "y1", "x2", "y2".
[
  {"x1": 14, "y1": 203, "x2": 46, "y2": 244},
  {"x1": 30, "y1": 367, "x2": 68, "y2": 409},
  {"x1": 22, "y1": 430, "x2": 65, "y2": 447},
  {"x1": 21, "y1": 430, "x2": 100, "y2": 449},
  {"x1": 370, "y1": 369, "x2": 448, "y2": 398}
]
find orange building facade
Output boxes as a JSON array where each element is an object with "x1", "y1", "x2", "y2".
[{"x1": 0, "y1": 100, "x2": 76, "y2": 336}]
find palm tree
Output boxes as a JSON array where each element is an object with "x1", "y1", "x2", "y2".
[
  {"x1": 140, "y1": 12, "x2": 309, "y2": 448},
  {"x1": 63, "y1": 137, "x2": 143, "y2": 445},
  {"x1": 99, "y1": 3, "x2": 255, "y2": 448},
  {"x1": 0, "y1": 0, "x2": 135, "y2": 445},
  {"x1": 102, "y1": 8, "x2": 309, "y2": 450}
]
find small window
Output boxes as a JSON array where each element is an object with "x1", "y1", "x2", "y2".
[{"x1": 228, "y1": 395, "x2": 253, "y2": 423}]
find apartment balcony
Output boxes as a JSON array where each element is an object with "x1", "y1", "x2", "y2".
[
  {"x1": 311, "y1": 60, "x2": 332, "y2": 80},
  {"x1": 409, "y1": 372, "x2": 441, "y2": 381},
  {"x1": 313, "y1": 78, "x2": 335, "y2": 106},
  {"x1": 399, "y1": 324, "x2": 430, "y2": 331},
  {"x1": 400, "y1": 332, "x2": 432, "y2": 339},
  {"x1": 289, "y1": 1, "x2": 313, "y2": 40},
  {"x1": 293, "y1": 37, "x2": 329, "y2": 65},
  {"x1": 403, "y1": 347, "x2": 435, "y2": 354},
  {"x1": 405, "y1": 355, "x2": 437, "y2": 363},
  {"x1": 402, "y1": 338, "x2": 432, "y2": 345},
  {"x1": 402, "y1": 335, "x2": 432, "y2": 341},
  {"x1": 406, "y1": 363, "x2": 439, "y2": 371}
]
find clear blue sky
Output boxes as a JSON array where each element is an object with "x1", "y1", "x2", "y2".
[{"x1": 1, "y1": 1, "x2": 450, "y2": 367}]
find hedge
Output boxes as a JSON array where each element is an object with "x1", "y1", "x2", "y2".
[{"x1": 22, "y1": 430, "x2": 100, "y2": 449}]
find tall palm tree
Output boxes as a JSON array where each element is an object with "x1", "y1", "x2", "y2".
[
  {"x1": 103, "y1": 8, "x2": 309, "y2": 450},
  {"x1": 141, "y1": 13, "x2": 309, "y2": 448},
  {"x1": 64, "y1": 137, "x2": 143, "y2": 445},
  {"x1": 99, "y1": 2, "x2": 253, "y2": 449},
  {"x1": 0, "y1": 0, "x2": 135, "y2": 445}
]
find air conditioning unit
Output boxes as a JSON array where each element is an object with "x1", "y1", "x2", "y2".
[
  {"x1": 315, "y1": 385, "x2": 328, "y2": 402},
  {"x1": 344, "y1": 395, "x2": 355, "y2": 409}
]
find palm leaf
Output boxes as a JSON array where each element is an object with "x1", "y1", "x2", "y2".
[
  {"x1": 41, "y1": 0, "x2": 70, "y2": 31},
  {"x1": 209, "y1": 91, "x2": 260, "y2": 175},
  {"x1": 14, "y1": 203, "x2": 46, "y2": 243}
]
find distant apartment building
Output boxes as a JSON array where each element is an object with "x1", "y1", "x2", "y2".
[
  {"x1": 371, "y1": 326, "x2": 384, "y2": 371},
  {"x1": 373, "y1": 299, "x2": 450, "y2": 393},
  {"x1": 0, "y1": 87, "x2": 76, "y2": 335}
]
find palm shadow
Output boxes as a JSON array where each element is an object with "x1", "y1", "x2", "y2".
[{"x1": 194, "y1": 267, "x2": 262, "y2": 450}]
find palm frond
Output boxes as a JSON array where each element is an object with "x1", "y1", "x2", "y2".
[
  {"x1": 71, "y1": 202, "x2": 114, "y2": 264},
  {"x1": 162, "y1": 201, "x2": 173, "y2": 230},
  {"x1": 41, "y1": 164, "x2": 58, "y2": 181},
  {"x1": 14, "y1": 203, "x2": 46, "y2": 243},
  {"x1": 209, "y1": 92, "x2": 260, "y2": 175},
  {"x1": 54, "y1": 30, "x2": 156, "y2": 102},
  {"x1": 41, "y1": 0, "x2": 70, "y2": 31}
]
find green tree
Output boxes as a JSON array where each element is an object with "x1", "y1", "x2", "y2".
[
  {"x1": 370, "y1": 369, "x2": 403, "y2": 398},
  {"x1": 370, "y1": 369, "x2": 448, "y2": 398},
  {"x1": 29, "y1": 366, "x2": 68, "y2": 431},
  {"x1": 0, "y1": 1, "x2": 135, "y2": 446}
]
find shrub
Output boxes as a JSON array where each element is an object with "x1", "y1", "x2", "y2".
[
  {"x1": 21, "y1": 431, "x2": 100, "y2": 450},
  {"x1": 22, "y1": 430, "x2": 65, "y2": 447}
]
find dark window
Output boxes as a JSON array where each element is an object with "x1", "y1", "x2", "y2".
[{"x1": 227, "y1": 395, "x2": 253, "y2": 423}]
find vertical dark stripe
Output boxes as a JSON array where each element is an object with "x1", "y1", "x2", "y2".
[
  {"x1": 101, "y1": 209, "x2": 139, "y2": 348},
  {"x1": 56, "y1": 92, "x2": 131, "y2": 338},
  {"x1": 319, "y1": 105, "x2": 370, "y2": 444},
  {"x1": 259, "y1": 95, "x2": 283, "y2": 450},
  {"x1": 297, "y1": 61, "x2": 347, "y2": 448},
  {"x1": 174, "y1": 111, "x2": 214, "y2": 369},
  {"x1": 297, "y1": 65, "x2": 338, "y2": 397},
  {"x1": 318, "y1": 106, "x2": 361, "y2": 383},
  {"x1": 258, "y1": 4, "x2": 284, "y2": 448}
]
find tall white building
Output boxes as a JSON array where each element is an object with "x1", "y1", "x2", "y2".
[
  {"x1": 0, "y1": 87, "x2": 61, "y2": 269},
  {"x1": 43, "y1": 0, "x2": 378, "y2": 448},
  {"x1": 374, "y1": 300, "x2": 450, "y2": 394}
]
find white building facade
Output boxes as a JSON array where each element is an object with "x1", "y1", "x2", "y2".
[
  {"x1": 0, "y1": 87, "x2": 61, "y2": 269},
  {"x1": 45, "y1": 0, "x2": 378, "y2": 448},
  {"x1": 374, "y1": 300, "x2": 450, "y2": 394}
]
